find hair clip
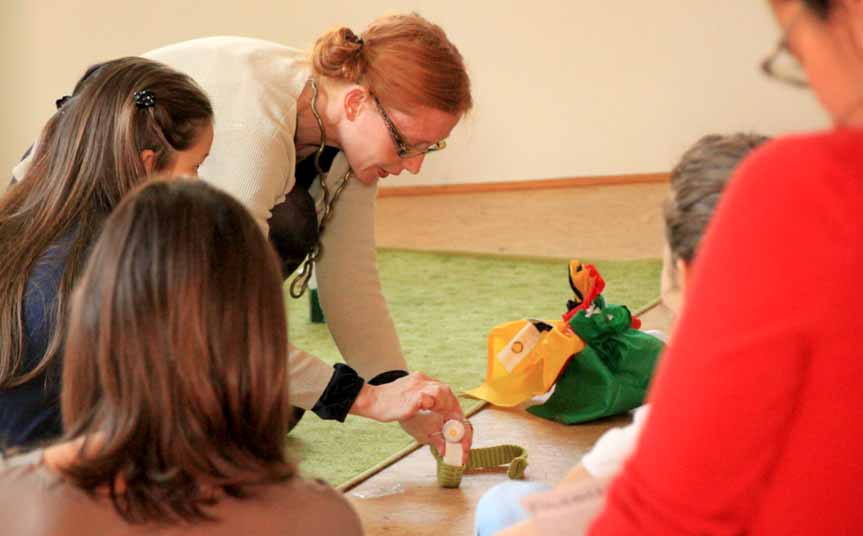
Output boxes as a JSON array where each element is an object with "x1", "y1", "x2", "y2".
[
  {"x1": 55, "y1": 95, "x2": 72, "y2": 110},
  {"x1": 134, "y1": 90, "x2": 156, "y2": 109},
  {"x1": 346, "y1": 31, "x2": 364, "y2": 47}
]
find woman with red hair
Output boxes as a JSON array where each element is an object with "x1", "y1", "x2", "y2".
[{"x1": 138, "y1": 13, "x2": 474, "y2": 456}]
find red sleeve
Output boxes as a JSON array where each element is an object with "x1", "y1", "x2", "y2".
[{"x1": 589, "y1": 135, "x2": 858, "y2": 534}]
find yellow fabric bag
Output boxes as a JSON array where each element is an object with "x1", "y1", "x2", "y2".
[{"x1": 464, "y1": 319, "x2": 584, "y2": 407}]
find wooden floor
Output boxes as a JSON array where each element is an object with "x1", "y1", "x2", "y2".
[
  {"x1": 347, "y1": 406, "x2": 629, "y2": 535},
  {"x1": 351, "y1": 182, "x2": 674, "y2": 535},
  {"x1": 376, "y1": 182, "x2": 669, "y2": 260}
]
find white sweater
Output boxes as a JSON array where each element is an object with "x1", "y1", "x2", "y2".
[
  {"x1": 14, "y1": 37, "x2": 407, "y2": 409},
  {"x1": 145, "y1": 37, "x2": 408, "y2": 408}
]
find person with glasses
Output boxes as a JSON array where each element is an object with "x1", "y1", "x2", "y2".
[
  {"x1": 588, "y1": 0, "x2": 863, "y2": 533},
  {"x1": 140, "y1": 14, "x2": 471, "y2": 456}
]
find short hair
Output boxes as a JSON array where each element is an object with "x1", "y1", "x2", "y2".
[{"x1": 664, "y1": 133, "x2": 770, "y2": 264}]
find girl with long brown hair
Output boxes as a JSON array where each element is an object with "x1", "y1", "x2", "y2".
[
  {"x1": 0, "y1": 57, "x2": 213, "y2": 447},
  {"x1": 0, "y1": 179, "x2": 362, "y2": 534}
]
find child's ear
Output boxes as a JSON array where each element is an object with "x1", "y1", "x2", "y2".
[{"x1": 140, "y1": 149, "x2": 156, "y2": 174}]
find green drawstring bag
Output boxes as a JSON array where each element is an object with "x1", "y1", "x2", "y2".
[{"x1": 527, "y1": 301, "x2": 664, "y2": 424}]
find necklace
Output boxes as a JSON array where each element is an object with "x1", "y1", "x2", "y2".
[{"x1": 289, "y1": 78, "x2": 352, "y2": 298}]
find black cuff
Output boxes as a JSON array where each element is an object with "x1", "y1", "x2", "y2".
[
  {"x1": 311, "y1": 364, "x2": 365, "y2": 422},
  {"x1": 368, "y1": 369, "x2": 409, "y2": 385}
]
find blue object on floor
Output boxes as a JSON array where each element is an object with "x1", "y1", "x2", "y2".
[{"x1": 474, "y1": 480, "x2": 552, "y2": 535}]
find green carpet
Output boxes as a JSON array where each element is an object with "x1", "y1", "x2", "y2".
[{"x1": 285, "y1": 250, "x2": 661, "y2": 487}]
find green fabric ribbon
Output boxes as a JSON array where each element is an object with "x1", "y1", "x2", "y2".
[{"x1": 431, "y1": 444, "x2": 528, "y2": 488}]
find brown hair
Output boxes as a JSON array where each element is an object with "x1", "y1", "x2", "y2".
[
  {"x1": 60, "y1": 179, "x2": 293, "y2": 523},
  {"x1": 0, "y1": 57, "x2": 213, "y2": 389},
  {"x1": 664, "y1": 133, "x2": 770, "y2": 264},
  {"x1": 311, "y1": 13, "x2": 472, "y2": 115}
]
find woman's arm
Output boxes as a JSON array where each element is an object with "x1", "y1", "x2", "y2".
[
  {"x1": 313, "y1": 154, "x2": 408, "y2": 377},
  {"x1": 285, "y1": 343, "x2": 342, "y2": 411}
]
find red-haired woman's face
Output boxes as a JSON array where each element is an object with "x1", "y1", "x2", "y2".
[{"x1": 339, "y1": 89, "x2": 460, "y2": 185}]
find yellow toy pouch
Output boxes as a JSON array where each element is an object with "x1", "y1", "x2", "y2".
[
  {"x1": 465, "y1": 260, "x2": 606, "y2": 407},
  {"x1": 464, "y1": 318, "x2": 584, "y2": 407}
]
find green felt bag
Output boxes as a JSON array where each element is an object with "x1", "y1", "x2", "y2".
[{"x1": 527, "y1": 301, "x2": 664, "y2": 424}]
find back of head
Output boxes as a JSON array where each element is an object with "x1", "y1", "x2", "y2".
[
  {"x1": 60, "y1": 179, "x2": 292, "y2": 524},
  {"x1": 664, "y1": 133, "x2": 770, "y2": 265},
  {"x1": 311, "y1": 13, "x2": 472, "y2": 115},
  {"x1": 0, "y1": 57, "x2": 213, "y2": 389},
  {"x1": 15, "y1": 56, "x2": 213, "y2": 222}
]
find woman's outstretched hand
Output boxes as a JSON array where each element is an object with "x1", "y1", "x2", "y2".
[{"x1": 351, "y1": 372, "x2": 472, "y2": 463}]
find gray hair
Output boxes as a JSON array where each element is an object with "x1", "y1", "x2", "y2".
[{"x1": 664, "y1": 133, "x2": 770, "y2": 264}]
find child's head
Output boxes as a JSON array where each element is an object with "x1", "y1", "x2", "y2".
[
  {"x1": 61, "y1": 179, "x2": 292, "y2": 523},
  {"x1": 663, "y1": 133, "x2": 769, "y2": 297},
  {"x1": 39, "y1": 56, "x2": 214, "y2": 189},
  {"x1": 0, "y1": 57, "x2": 213, "y2": 390}
]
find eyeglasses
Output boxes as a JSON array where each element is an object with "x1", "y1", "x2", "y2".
[
  {"x1": 371, "y1": 94, "x2": 447, "y2": 158},
  {"x1": 760, "y1": 7, "x2": 809, "y2": 88}
]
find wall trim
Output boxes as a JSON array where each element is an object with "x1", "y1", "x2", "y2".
[{"x1": 377, "y1": 172, "x2": 669, "y2": 197}]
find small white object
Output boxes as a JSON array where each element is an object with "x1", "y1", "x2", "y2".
[
  {"x1": 496, "y1": 322, "x2": 542, "y2": 373},
  {"x1": 581, "y1": 405, "x2": 650, "y2": 478},
  {"x1": 442, "y1": 419, "x2": 465, "y2": 466}
]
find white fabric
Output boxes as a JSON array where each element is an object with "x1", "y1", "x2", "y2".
[
  {"x1": 9, "y1": 36, "x2": 408, "y2": 410},
  {"x1": 581, "y1": 404, "x2": 650, "y2": 479},
  {"x1": 145, "y1": 37, "x2": 307, "y2": 231},
  {"x1": 641, "y1": 329, "x2": 668, "y2": 344}
]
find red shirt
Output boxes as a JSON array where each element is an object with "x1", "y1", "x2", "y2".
[{"x1": 590, "y1": 129, "x2": 863, "y2": 535}]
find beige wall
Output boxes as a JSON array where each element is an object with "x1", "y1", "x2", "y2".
[{"x1": 3, "y1": 1, "x2": 825, "y2": 188}]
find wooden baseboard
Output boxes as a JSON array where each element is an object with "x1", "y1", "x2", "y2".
[{"x1": 377, "y1": 172, "x2": 669, "y2": 197}]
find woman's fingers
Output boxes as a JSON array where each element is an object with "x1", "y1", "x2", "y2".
[
  {"x1": 460, "y1": 421, "x2": 474, "y2": 465},
  {"x1": 358, "y1": 371, "x2": 465, "y2": 424},
  {"x1": 420, "y1": 392, "x2": 436, "y2": 411},
  {"x1": 417, "y1": 378, "x2": 459, "y2": 414},
  {"x1": 429, "y1": 435, "x2": 446, "y2": 457}
]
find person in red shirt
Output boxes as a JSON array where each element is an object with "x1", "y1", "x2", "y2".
[
  {"x1": 474, "y1": 132, "x2": 769, "y2": 536},
  {"x1": 591, "y1": 1, "x2": 863, "y2": 533}
]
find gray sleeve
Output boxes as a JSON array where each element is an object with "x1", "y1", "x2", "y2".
[{"x1": 314, "y1": 155, "x2": 408, "y2": 379}]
